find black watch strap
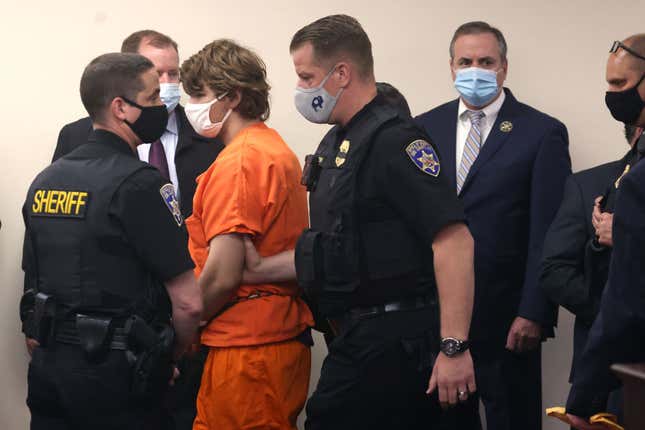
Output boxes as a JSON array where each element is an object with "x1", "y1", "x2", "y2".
[{"x1": 440, "y1": 337, "x2": 470, "y2": 357}]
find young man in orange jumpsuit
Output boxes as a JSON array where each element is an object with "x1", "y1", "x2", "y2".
[{"x1": 181, "y1": 39, "x2": 314, "y2": 430}]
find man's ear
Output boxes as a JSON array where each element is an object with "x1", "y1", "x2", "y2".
[
  {"x1": 226, "y1": 89, "x2": 243, "y2": 110},
  {"x1": 110, "y1": 97, "x2": 128, "y2": 121},
  {"x1": 336, "y1": 62, "x2": 351, "y2": 88}
]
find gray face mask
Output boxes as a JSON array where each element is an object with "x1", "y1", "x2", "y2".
[{"x1": 294, "y1": 66, "x2": 344, "y2": 124}]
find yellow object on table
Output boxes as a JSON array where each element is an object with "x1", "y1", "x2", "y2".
[{"x1": 546, "y1": 406, "x2": 624, "y2": 430}]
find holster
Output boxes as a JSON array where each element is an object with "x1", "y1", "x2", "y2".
[
  {"x1": 32, "y1": 292, "x2": 56, "y2": 346},
  {"x1": 20, "y1": 289, "x2": 35, "y2": 338},
  {"x1": 76, "y1": 314, "x2": 112, "y2": 362},
  {"x1": 295, "y1": 229, "x2": 323, "y2": 297},
  {"x1": 124, "y1": 315, "x2": 174, "y2": 401},
  {"x1": 296, "y1": 226, "x2": 362, "y2": 295},
  {"x1": 301, "y1": 154, "x2": 322, "y2": 192}
]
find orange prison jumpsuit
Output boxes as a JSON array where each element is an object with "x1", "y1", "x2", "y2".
[{"x1": 186, "y1": 123, "x2": 314, "y2": 430}]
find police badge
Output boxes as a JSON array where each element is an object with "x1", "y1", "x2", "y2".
[
  {"x1": 160, "y1": 183, "x2": 183, "y2": 227},
  {"x1": 405, "y1": 140, "x2": 441, "y2": 177},
  {"x1": 335, "y1": 140, "x2": 350, "y2": 167}
]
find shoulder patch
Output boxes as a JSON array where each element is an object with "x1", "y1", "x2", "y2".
[
  {"x1": 405, "y1": 139, "x2": 441, "y2": 177},
  {"x1": 160, "y1": 184, "x2": 183, "y2": 227}
]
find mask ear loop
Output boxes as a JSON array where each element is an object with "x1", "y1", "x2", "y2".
[
  {"x1": 208, "y1": 91, "x2": 230, "y2": 126},
  {"x1": 325, "y1": 65, "x2": 349, "y2": 99},
  {"x1": 207, "y1": 92, "x2": 230, "y2": 125}
]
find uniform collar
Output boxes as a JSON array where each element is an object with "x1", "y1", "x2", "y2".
[
  {"x1": 342, "y1": 93, "x2": 385, "y2": 131},
  {"x1": 93, "y1": 129, "x2": 138, "y2": 157}
]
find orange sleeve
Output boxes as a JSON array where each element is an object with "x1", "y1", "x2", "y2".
[{"x1": 201, "y1": 143, "x2": 270, "y2": 242}]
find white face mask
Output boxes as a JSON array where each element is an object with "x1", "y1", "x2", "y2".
[{"x1": 184, "y1": 95, "x2": 231, "y2": 138}]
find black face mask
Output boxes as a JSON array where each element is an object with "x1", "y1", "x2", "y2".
[
  {"x1": 605, "y1": 74, "x2": 645, "y2": 125},
  {"x1": 121, "y1": 96, "x2": 169, "y2": 142}
]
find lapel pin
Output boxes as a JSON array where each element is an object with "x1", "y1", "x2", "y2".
[{"x1": 500, "y1": 121, "x2": 513, "y2": 133}]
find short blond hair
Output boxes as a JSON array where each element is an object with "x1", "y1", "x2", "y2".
[{"x1": 181, "y1": 39, "x2": 271, "y2": 121}]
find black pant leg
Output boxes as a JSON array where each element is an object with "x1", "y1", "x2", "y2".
[
  {"x1": 306, "y1": 309, "x2": 442, "y2": 430},
  {"x1": 28, "y1": 343, "x2": 161, "y2": 430},
  {"x1": 28, "y1": 348, "x2": 70, "y2": 430},
  {"x1": 437, "y1": 394, "x2": 482, "y2": 430},
  {"x1": 474, "y1": 345, "x2": 542, "y2": 430},
  {"x1": 164, "y1": 346, "x2": 208, "y2": 430},
  {"x1": 473, "y1": 346, "x2": 511, "y2": 430},
  {"x1": 505, "y1": 346, "x2": 542, "y2": 430}
]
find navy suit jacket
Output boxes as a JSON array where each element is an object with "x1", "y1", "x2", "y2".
[
  {"x1": 567, "y1": 157, "x2": 645, "y2": 417},
  {"x1": 51, "y1": 105, "x2": 223, "y2": 218},
  {"x1": 540, "y1": 158, "x2": 627, "y2": 381},
  {"x1": 415, "y1": 88, "x2": 571, "y2": 345}
]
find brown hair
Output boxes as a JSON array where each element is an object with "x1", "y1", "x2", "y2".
[
  {"x1": 450, "y1": 21, "x2": 508, "y2": 62},
  {"x1": 121, "y1": 30, "x2": 178, "y2": 54},
  {"x1": 80, "y1": 53, "x2": 154, "y2": 122},
  {"x1": 181, "y1": 39, "x2": 271, "y2": 121},
  {"x1": 376, "y1": 82, "x2": 411, "y2": 118},
  {"x1": 290, "y1": 14, "x2": 374, "y2": 79}
]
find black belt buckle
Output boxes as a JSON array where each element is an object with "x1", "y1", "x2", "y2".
[{"x1": 328, "y1": 296, "x2": 432, "y2": 337}]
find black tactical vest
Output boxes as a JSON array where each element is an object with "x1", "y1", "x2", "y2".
[
  {"x1": 23, "y1": 142, "x2": 170, "y2": 322},
  {"x1": 296, "y1": 103, "x2": 433, "y2": 316}
]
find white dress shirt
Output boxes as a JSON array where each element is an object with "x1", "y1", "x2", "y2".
[
  {"x1": 455, "y1": 90, "x2": 506, "y2": 173},
  {"x1": 137, "y1": 110, "x2": 180, "y2": 200}
]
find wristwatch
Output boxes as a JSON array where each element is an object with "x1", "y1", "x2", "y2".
[{"x1": 440, "y1": 337, "x2": 470, "y2": 357}]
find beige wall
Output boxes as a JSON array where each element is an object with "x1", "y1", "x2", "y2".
[{"x1": 1, "y1": 0, "x2": 643, "y2": 428}]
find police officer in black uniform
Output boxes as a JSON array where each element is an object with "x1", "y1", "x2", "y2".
[
  {"x1": 565, "y1": 35, "x2": 645, "y2": 430},
  {"x1": 290, "y1": 15, "x2": 477, "y2": 429},
  {"x1": 20, "y1": 52, "x2": 202, "y2": 430}
]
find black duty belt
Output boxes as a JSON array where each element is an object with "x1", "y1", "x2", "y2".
[
  {"x1": 326, "y1": 296, "x2": 434, "y2": 337},
  {"x1": 55, "y1": 319, "x2": 129, "y2": 350}
]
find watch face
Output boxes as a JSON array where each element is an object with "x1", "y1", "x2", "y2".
[{"x1": 442, "y1": 338, "x2": 459, "y2": 356}]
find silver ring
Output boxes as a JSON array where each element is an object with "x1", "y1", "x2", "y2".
[{"x1": 458, "y1": 390, "x2": 468, "y2": 399}]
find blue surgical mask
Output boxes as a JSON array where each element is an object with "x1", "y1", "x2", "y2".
[
  {"x1": 294, "y1": 66, "x2": 344, "y2": 124},
  {"x1": 160, "y1": 82, "x2": 181, "y2": 113},
  {"x1": 454, "y1": 67, "x2": 500, "y2": 107}
]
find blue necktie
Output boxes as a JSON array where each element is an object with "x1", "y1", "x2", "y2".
[{"x1": 457, "y1": 110, "x2": 485, "y2": 193}]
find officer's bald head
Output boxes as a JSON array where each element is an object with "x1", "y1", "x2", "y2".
[
  {"x1": 606, "y1": 34, "x2": 645, "y2": 90},
  {"x1": 621, "y1": 34, "x2": 645, "y2": 73}
]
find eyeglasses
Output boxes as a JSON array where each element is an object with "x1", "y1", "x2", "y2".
[{"x1": 610, "y1": 41, "x2": 645, "y2": 61}]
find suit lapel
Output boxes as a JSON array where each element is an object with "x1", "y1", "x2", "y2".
[
  {"x1": 174, "y1": 105, "x2": 193, "y2": 157},
  {"x1": 459, "y1": 89, "x2": 518, "y2": 195},
  {"x1": 432, "y1": 101, "x2": 459, "y2": 191}
]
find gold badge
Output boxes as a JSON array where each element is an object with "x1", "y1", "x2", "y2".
[
  {"x1": 335, "y1": 140, "x2": 350, "y2": 167},
  {"x1": 500, "y1": 121, "x2": 513, "y2": 133},
  {"x1": 615, "y1": 164, "x2": 630, "y2": 189},
  {"x1": 340, "y1": 140, "x2": 350, "y2": 153}
]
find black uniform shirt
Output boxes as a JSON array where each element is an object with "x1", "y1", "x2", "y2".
[
  {"x1": 23, "y1": 130, "x2": 194, "y2": 288},
  {"x1": 325, "y1": 95, "x2": 466, "y2": 307},
  {"x1": 98, "y1": 130, "x2": 194, "y2": 281}
]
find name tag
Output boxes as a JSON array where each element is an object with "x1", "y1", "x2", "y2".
[{"x1": 31, "y1": 189, "x2": 90, "y2": 218}]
